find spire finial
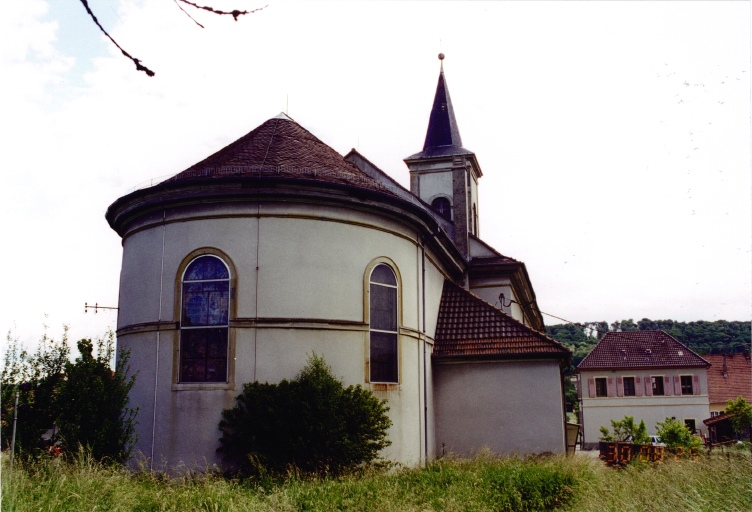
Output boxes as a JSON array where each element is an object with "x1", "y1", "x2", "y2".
[{"x1": 438, "y1": 52, "x2": 445, "y2": 70}]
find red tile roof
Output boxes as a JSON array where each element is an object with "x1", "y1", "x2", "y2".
[
  {"x1": 576, "y1": 330, "x2": 710, "y2": 371},
  {"x1": 703, "y1": 354, "x2": 752, "y2": 406},
  {"x1": 165, "y1": 114, "x2": 389, "y2": 194},
  {"x1": 433, "y1": 281, "x2": 569, "y2": 359}
]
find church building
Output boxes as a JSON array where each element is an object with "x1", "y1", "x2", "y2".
[{"x1": 106, "y1": 56, "x2": 571, "y2": 468}]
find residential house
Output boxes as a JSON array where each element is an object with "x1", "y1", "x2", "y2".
[
  {"x1": 702, "y1": 353, "x2": 751, "y2": 444},
  {"x1": 576, "y1": 330, "x2": 710, "y2": 448}
]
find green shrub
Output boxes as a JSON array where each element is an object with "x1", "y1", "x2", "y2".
[
  {"x1": 655, "y1": 417, "x2": 702, "y2": 452},
  {"x1": 599, "y1": 415, "x2": 649, "y2": 444},
  {"x1": 726, "y1": 396, "x2": 752, "y2": 439},
  {"x1": 218, "y1": 354, "x2": 391, "y2": 477}
]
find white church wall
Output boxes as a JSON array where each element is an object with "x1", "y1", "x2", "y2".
[{"x1": 115, "y1": 197, "x2": 445, "y2": 468}]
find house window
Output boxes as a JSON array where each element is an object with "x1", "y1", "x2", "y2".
[
  {"x1": 369, "y1": 264, "x2": 398, "y2": 383},
  {"x1": 179, "y1": 255, "x2": 230, "y2": 383},
  {"x1": 684, "y1": 419, "x2": 696, "y2": 433},
  {"x1": 622, "y1": 376, "x2": 636, "y2": 397},
  {"x1": 431, "y1": 197, "x2": 452, "y2": 221},
  {"x1": 680, "y1": 375, "x2": 694, "y2": 395},
  {"x1": 595, "y1": 377, "x2": 608, "y2": 397},
  {"x1": 651, "y1": 376, "x2": 665, "y2": 396}
]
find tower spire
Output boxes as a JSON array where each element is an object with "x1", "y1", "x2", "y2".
[{"x1": 423, "y1": 53, "x2": 464, "y2": 151}]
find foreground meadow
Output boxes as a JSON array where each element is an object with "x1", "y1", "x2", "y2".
[{"x1": 2, "y1": 451, "x2": 751, "y2": 511}]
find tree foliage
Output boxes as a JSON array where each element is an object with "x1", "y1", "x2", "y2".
[
  {"x1": 1, "y1": 329, "x2": 137, "y2": 462},
  {"x1": 219, "y1": 354, "x2": 392, "y2": 477},
  {"x1": 725, "y1": 397, "x2": 752, "y2": 439}
]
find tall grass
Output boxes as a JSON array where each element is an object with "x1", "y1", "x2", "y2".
[{"x1": 2, "y1": 450, "x2": 751, "y2": 511}]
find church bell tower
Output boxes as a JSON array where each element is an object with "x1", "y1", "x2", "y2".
[{"x1": 404, "y1": 54, "x2": 482, "y2": 257}]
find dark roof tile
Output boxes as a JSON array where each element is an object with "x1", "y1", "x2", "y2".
[
  {"x1": 576, "y1": 330, "x2": 710, "y2": 371},
  {"x1": 434, "y1": 281, "x2": 569, "y2": 359},
  {"x1": 165, "y1": 114, "x2": 389, "y2": 194}
]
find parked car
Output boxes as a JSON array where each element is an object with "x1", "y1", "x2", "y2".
[{"x1": 649, "y1": 435, "x2": 665, "y2": 446}]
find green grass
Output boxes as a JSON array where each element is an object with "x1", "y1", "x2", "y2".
[{"x1": 3, "y1": 450, "x2": 751, "y2": 511}]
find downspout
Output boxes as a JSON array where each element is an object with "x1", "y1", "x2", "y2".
[
  {"x1": 421, "y1": 235, "x2": 428, "y2": 466},
  {"x1": 421, "y1": 227, "x2": 439, "y2": 465},
  {"x1": 150, "y1": 208, "x2": 167, "y2": 470}
]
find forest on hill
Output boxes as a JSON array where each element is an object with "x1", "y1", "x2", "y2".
[{"x1": 546, "y1": 318, "x2": 750, "y2": 367}]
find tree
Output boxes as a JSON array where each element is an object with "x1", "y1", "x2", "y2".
[
  {"x1": 1, "y1": 328, "x2": 69, "y2": 454},
  {"x1": 725, "y1": 397, "x2": 752, "y2": 440},
  {"x1": 55, "y1": 336, "x2": 138, "y2": 463},
  {"x1": 78, "y1": 0, "x2": 266, "y2": 77},
  {"x1": 1, "y1": 329, "x2": 138, "y2": 463},
  {"x1": 219, "y1": 354, "x2": 392, "y2": 477}
]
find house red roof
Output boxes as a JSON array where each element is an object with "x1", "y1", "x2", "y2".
[
  {"x1": 433, "y1": 281, "x2": 569, "y2": 360},
  {"x1": 703, "y1": 353, "x2": 752, "y2": 406},
  {"x1": 165, "y1": 114, "x2": 389, "y2": 194},
  {"x1": 576, "y1": 330, "x2": 710, "y2": 371}
]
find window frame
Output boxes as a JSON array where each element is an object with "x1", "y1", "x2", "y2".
[
  {"x1": 173, "y1": 249, "x2": 236, "y2": 390},
  {"x1": 430, "y1": 196, "x2": 452, "y2": 222},
  {"x1": 680, "y1": 375, "x2": 694, "y2": 395},
  {"x1": 651, "y1": 375, "x2": 665, "y2": 396},
  {"x1": 594, "y1": 377, "x2": 608, "y2": 397},
  {"x1": 365, "y1": 260, "x2": 401, "y2": 385},
  {"x1": 622, "y1": 376, "x2": 636, "y2": 397}
]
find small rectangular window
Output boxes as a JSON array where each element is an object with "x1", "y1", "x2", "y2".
[
  {"x1": 684, "y1": 419, "x2": 696, "y2": 433},
  {"x1": 622, "y1": 376, "x2": 636, "y2": 397},
  {"x1": 651, "y1": 376, "x2": 665, "y2": 396},
  {"x1": 595, "y1": 377, "x2": 608, "y2": 397},
  {"x1": 680, "y1": 375, "x2": 694, "y2": 395}
]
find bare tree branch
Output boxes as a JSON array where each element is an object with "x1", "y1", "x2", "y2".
[
  {"x1": 173, "y1": 0, "x2": 205, "y2": 28},
  {"x1": 79, "y1": 0, "x2": 267, "y2": 77},
  {"x1": 176, "y1": 0, "x2": 267, "y2": 21},
  {"x1": 78, "y1": 0, "x2": 155, "y2": 77}
]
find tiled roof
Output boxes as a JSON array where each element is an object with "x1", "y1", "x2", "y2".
[
  {"x1": 576, "y1": 330, "x2": 710, "y2": 371},
  {"x1": 703, "y1": 411, "x2": 734, "y2": 427},
  {"x1": 703, "y1": 354, "x2": 752, "y2": 405},
  {"x1": 165, "y1": 114, "x2": 388, "y2": 194},
  {"x1": 434, "y1": 281, "x2": 569, "y2": 359}
]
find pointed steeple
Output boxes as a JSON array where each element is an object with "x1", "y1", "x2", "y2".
[
  {"x1": 406, "y1": 54, "x2": 473, "y2": 160},
  {"x1": 423, "y1": 55, "x2": 464, "y2": 150}
]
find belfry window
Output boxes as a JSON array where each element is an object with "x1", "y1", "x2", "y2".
[
  {"x1": 431, "y1": 197, "x2": 452, "y2": 221},
  {"x1": 369, "y1": 264, "x2": 398, "y2": 383},
  {"x1": 179, "y1": 255, "x2": 230, "y2": 383}
]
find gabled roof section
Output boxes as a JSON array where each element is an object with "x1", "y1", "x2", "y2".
[
  {"x1": 405, "y1": 59, "x2": 474, "y2": 161},
  {"x1": 164, "y1": 114, "x2": 388, "y2": 193},
  {"x1": 703, "y1": 353, "x2": 752, "y2": 405},
  {"x1": 577, "y1": 330, "x2": 710, "y2": 371},
  {"x1": 434, "y1": 281, "x2": 569, "y2": 360}
]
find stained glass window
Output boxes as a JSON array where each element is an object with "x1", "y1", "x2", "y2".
[
  {"x1": 369, "y1": 264, "x2": 398, "y2": 383},
  {"x1": 180, "y1": 255, "x2": 230, "y2": 383}
]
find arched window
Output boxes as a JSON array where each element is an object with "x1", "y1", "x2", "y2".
[
  {"x1": 431, "y1": 197, "x2": 452, "y2": 221},
  {"x1": 179, "y1": 255, "x2": 230, "y2": 383},
  {"x1": 369, "y1": 264, "x2": 398, "y2": 383}
]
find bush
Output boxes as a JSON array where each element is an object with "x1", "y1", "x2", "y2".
[
  {"x1": 218, "y1": 354, "x2": 391, "y2": 477},
  {"x1": 655, "y1": 417, "x2": 702, "y2": 451},
  {"x1": 725, "y1": 396, "x2": 752, "y2": 439},
  {"x1": 598, "y1": 416, "x2": 649, "y2": 444}
]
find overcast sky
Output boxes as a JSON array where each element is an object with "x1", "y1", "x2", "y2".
[{"x1": 1, "y1": 0, "x2": 750, "y2": 352}]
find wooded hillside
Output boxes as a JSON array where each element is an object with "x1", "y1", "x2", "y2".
[{"x1": 546, "y1": 319, "x2": 750, "y2": 367}]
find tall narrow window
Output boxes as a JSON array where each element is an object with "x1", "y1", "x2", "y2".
[
  {"x1": 180, "y1": 255, "x2": 230, "y2": 383},
  {"x1": 651, "y1": 376, "x2": 665, "y2": 396},
  {"x1": 622, "y1": 376, "x2": 636, "y2": 397},
  {"x1": 431, "y1": 197, "x2": 452, "y2": 222},
  {"x1": 595, "y1": 377, "x2": 608, "y2": 397},
  {"x1": 369, "y1": 264, "x2": 398, "y2": 383}
]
